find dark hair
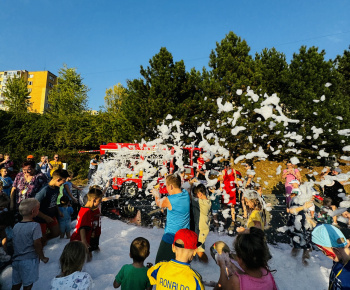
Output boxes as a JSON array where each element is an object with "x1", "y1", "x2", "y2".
[
  {"x1": 193, "y1": 183, "x2": 207, "y2": 197},
  {"x1": 246, "y1": 162, "x2": 254, "y2": 169},
  {"x1": 60, "y1": 195, "x2": 70, "y2": 205},
  {"x1": 166, "y1": 174, "x2": 181, "y2": 189},
  {"x1": 22, "y1": 160, "x2": 35, "y2": 169},
  {"x1": 234, "y1": 227, "x2": 272, "y2": 271},
  {"x1": 52, "y1": 169, "x2": 70, "y2": 179},
  {"x1": 60, "y1": 241, "x2": 87, "y2": 276},
  {"x1": 130, "y1": 237, "x2": 150, "y2": 262},
  {"x1": 87, "y1": 185, "x2": 103, "y2": 200},
  {"x1": 323, "y1": 197, "x2": 333, "y2": 207}
]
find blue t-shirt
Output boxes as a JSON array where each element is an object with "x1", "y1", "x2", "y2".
[
  {"x1": 329, "y1": 261, "x2": 350, "y2": 290},
  {"x1": 163, "y1": 189, "x2": 190, "y2": 244},
  {"x1": 0, "y1": 176, "x2": 13, "y2": 196}
]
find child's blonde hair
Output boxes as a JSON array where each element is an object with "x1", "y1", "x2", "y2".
[
  {"x1": 18, "y1": 198, "x2": 39, "y2": 216},
  {"x1": 60, "y1": 241, "x2": 87, "y2": 276}
]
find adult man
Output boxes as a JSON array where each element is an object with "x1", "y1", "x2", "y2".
[
  {"x1": 312, "y1": 224, "x2": 350, "y2": 289},
  {"x1": 88, "y1": 155, "x2": 99, "y2": 180},
  {"x1": 152, "y1": 174, "x2": 190, "y2": 263},
  {"x1": 49, "y1": 154, "x2": 63, "y2": 177}
]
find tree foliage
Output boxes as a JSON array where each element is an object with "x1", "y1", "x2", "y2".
[
  {"x1": 47, "y1": 65, "x2": 89, "y2": 116},
  {"x1": 3, "y1": 75, "x2": 31, "y2": 114}
]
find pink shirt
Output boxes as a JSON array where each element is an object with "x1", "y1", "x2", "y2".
[{"x1": 235, "y1": 268, "x2": 277, "y2": 290}]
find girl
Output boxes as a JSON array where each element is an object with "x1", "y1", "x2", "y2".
[
  {"x1": 237, "y1": 191, "x2": 265, "y2": 233},
  {"x1": 241, "y1": 162, "x2": 255, "y2": 218},
  {"x1": 282, "y1": 161, "x2": 301, "y2": 207},
  {"x1": 215, "y1": 227, "x2": 277, "y2": 290},
  {"x1": 51, "y1": 241, "x2": 93, "y2": 289}
]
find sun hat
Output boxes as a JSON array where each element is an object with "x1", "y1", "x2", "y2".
[
  {"x1": 173, "y1": 229, "x2": 199, "y2": 250},
  {"x1": 311, "y1": 224, "x2": 348, "y2": 248}
]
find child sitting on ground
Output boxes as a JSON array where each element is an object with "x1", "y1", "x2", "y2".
[
  {"x1": 214, "y1": 227, "x2": 277, "y2": 290},
  {"x1": 51, "y1": 241, "x2": 94, "y2": 289},
  {"x1": 70, "y1": 186, "x2": 103, "y2": 260},
  {"x1": 12, "y1": 198, "x2": 49, "y2": 290},
  {"x1": 147, "y1": 228, "x2": 205, "y2": 290},
  {"x1": 190, "y1": 182, "x2": 211, "y2": 263},
  {"x1": 113, "y1": 237, "x2": 152, "y2": 290},
  {"x1": 58, "y1": 195, "x2": 74, "y2": 239}
]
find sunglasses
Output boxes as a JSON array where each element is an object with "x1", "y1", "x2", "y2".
[
  {"x1": 315, "y1": 244, "x2": 336, "y2": 259},
  {"x1": 54, "y1": 157, "x2": 59, "y2": 159}
]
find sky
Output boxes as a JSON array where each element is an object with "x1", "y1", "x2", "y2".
[{"x1": 1, "y1": 0, "x2": 349, "y2": 111}]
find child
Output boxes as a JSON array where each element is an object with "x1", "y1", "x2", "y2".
[
  {"x1": 148, "y1": 228, "x2": 205, "y2": 289},
  {"x1": 57, "y1": 171, "x2": 79, "y2": 205},
  {"x1": 214, "y1": 227, "x2": 277, "y2": 290},
  {"x1": 70, "y1": 186, "x2": 103, "y2": 260},
  {"x1": 113, "y1": 237, "x2": 152, "y2": 290},
  {"x1": 12, "y1": 198, "x2": 49, "y2": 290},
  {"x1": 51, "y1": 241, "x2": 94, "y2": 289},
  {"x1": 237, "y1": 191, "x2": 265, "y2": 233},
  {"x1": 316, "y1": 197, "x2": 334, "y2": 225},
  {"x1": 0, "y1": 168, "x2": 13, "y2": 197},
  {"x1": 58, "y1": 195, "x2": 74, "y2": 239},
  {"x1": 191, "y1": 183, "x2": 211, "y2": 263}
]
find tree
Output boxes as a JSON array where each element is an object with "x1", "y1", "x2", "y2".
[
  {"x1": 47, "y1": 65, "x2": 89, "y2": 115},
  {"x1": 3, "y1": 75, "x2": 31, "y2": 114},
  {"x1": 104, "y1": 83, "x2": 126, "y2": 114},
  {"x1": 335, "y1": 46, "x2": 350, "y2": 98}
]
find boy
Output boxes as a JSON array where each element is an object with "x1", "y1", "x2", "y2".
[
  {"x1": 190, "y1": 182, "x2": 211, "y2": 263},
  {"x1": 147, "y1": 228, "x2": 205, "y2": 290},
  {"x1": 113, "y1": 237, "x2": 152, "y2": 290},
  {"x1": 35, "y1": 169, "x2": 69, "y2": 244},
  {"x1": 12, "y1": 198, "x2": 49, "y2": 290},
  {"x1": 312, "y1": 224, "x2": 350, "y2": 289},
  {"x1": 58, "y1": 195, "x2": 74, "y2": 239},
  {"x1": 152, "y1": 174, "x2": 190, "y2": 263},
  {"x1": 70, "y1": 186, "x2": 103, "y2": 259}
]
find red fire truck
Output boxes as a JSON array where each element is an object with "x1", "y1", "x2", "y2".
[{"x1": 99, "y1": 143, "x2": 203, "y2": 198}]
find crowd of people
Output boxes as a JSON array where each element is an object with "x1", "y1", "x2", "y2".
[{"x1": 0, "y1": 153, "x2": 349, "y2": 289}]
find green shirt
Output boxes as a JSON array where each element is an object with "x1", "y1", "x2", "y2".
[{"x1": 115, "y1": 264, "x2": 151, "y2": 290}]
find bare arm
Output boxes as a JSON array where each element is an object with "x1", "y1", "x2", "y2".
[
  {"x1": 10, "y1": 187, "x2": 16, "y2": 210},
  {"x1": 80, "y1": 228, "x2": 90, "y2": 249},
  {"x1": 64, "y1": 184, "x2": 78, "y2": 203},
  {"x1": 155, "y1": 196, "x2": 172, "y2": 210},
  {"x1": 33, "y1": 238, "x2": 49, "y2": 263},
  {"x1": 36, "y1": 211, "x2": 54, "y2": 224}
]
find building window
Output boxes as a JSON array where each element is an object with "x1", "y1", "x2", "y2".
[
  {"x1": 28, "y1": 95, "x2": 31, "y2": 99},
  {"x1": 28, "y1": 81, "x2": 33, "y2": 86},
  {"x1": 29, "y1": 74, "x2": 34, "y2": 78},
  {"x1": 49, "y1": 75, "x2": 55, "y2": 81},
  {"x1": 48, "y1": 83, "x2": 53, "y2": 88},
  {"x1": 28, "y1": 88, "x2": 32, "y2": 92}
]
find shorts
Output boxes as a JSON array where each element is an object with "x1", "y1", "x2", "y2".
[
  {"x1": 40, "y1": 217, "x2": 58, "y2": 235},
  {"x1": 12, "y1": 258, "x2": 39, "y2": 287},
  {"x1": 59, "y1": 219, "x2": 71, "y2": 234}
]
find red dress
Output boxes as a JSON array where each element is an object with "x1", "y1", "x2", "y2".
[{"x1": 222, "y1": 169, "x2": 241, "y2": 205}]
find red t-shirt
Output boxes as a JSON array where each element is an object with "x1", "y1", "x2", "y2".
[{"x1": 70, "y1": 207, "x2": 93, "y2": 244}]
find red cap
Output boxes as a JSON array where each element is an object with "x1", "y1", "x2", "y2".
[
  {"x1": 27, "y1": 155, "x2": 34, "y2": 159},
  {"x1": 173, "y1": 229, "x2": 199, "y2": 250}
]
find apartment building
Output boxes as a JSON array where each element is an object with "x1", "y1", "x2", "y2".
[{"x1": 0, "y1": 70, "x2": 57, "y2": 114}]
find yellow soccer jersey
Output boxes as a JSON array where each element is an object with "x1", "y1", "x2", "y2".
[{"x1": 147, "y1": 260, "x2": 204, "y2": 290}]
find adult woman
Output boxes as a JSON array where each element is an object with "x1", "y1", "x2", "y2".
[
  {"x1": 282, "y1": 161, "x2": 301, "y2": 206},
  {"x1": 10, "y1": 161, "x2": 48, "y2": 210}
]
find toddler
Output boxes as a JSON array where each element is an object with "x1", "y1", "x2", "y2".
[
  {"x1": 113, "y1": 237, "x2": 152, "y2": 290},
  {"x1": 51, "y1": 241, "x2": 93, "y2": 289},
  {"x1": 58, "y1": 195, "x2": 74, "y2": 239}
]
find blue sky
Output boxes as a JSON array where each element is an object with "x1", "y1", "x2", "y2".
[{"x1": 1, "y1": 0, "x2": 349, "y2": 110}]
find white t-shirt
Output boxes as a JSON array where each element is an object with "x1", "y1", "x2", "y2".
[{"x1": 50, "y1": 271, "x2": 93, "y2": 290}]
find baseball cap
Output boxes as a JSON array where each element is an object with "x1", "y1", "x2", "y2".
[
  {"x1": 312, "y1": 224, "x2": 348, "y2": 248},
  {"x1": 173, "y1": 229, "x2": 200, "y2": 250},
  {"x1": 27, "y1": 155, "x2": 34, "y2": 159},
  {"x1": 289, "y1": 179, "x2": 300, "y2": 185}
]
